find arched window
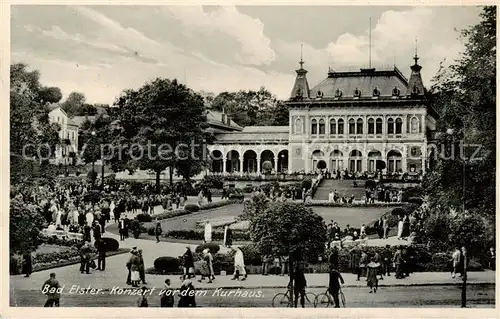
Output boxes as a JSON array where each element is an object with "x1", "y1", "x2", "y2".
[
  {"x1": 387, "y1": 118, "x2": 394, "y2": 134},
  {"x1": 411, "y1": 117, "x2": 419, "y2": 133},
  {"x1": 319, "y1": 119, "x2": 326, "y2": 134},
  {"x1": 311, "y1": 119, "x2": 318, "y2": 135},
  {"x1": 338, "y1": 119, "x2": 344, "y2": 135},
  {"x1": 349, "y1": 150, "x2": 363, "y2": 172},
  {"x1": 376, "y1": 118, "x2": 383, "y2": 134},
  {"x1": 294, "y1": 118, "x2": 303, "y2": 135},
  {"x1": 368, "y1": 118, "x2": 375, "y2": 134},
  {"x1": 396, "y1": 118, "x2": 403, "y2": 134},
  {"x1": 330, "y1": 119, "x2": 336, "y2": 135},
  {"x1": 356, "y1": 118, "x2": 363, "y2": 134},
  {"x1": 387, "y1": 150, "x2": 402, "y2": 173},
  {"x1": 348, "y1": 119, "x2": 356, "y2": 135}
]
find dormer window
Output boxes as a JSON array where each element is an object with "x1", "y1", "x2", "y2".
[
  {"x1": 334, "y1": 88, "x2": 343, "y2": 98},
  {"x1": 296, "y1": 87, "x2": 303, "y2": 97},
  {"x1": 412, "y1": 85, "x2": 420, "y2": 95},
  {"x1": 316, "y1": 90, "x2": 324, "y2": 98},
  {"x1": 372, "y1": 87, "x2": 381, "y2": 97},
  {"x1": 392, "y1": 87, "x2": 401, "y2": 97},
  {"x1": 353, "y1": 88, "x2": 361, "y2": 97}
]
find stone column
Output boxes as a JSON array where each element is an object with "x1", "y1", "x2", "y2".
[
  {"x1": 274, "y1": 156, "x2": 279, "y2": 173},
  {"x1": 239, "y1": 157, "x2": 244, "y2": 175},
  {"x1": 402, "y1": 145, "x2": 407, "y2": 172},
  {"x1": 257, "y1": 156, "x2": 261, "y2": 174},
  {"x1": 222, "y1": 156, "x2": 227, "y2": 174}
]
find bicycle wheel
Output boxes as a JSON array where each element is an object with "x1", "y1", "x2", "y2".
[
  {"x1": 314, "y1": 293, "x2": 331, "y2": 308},
  {"x1": 305, "y1": 292, "x2": 316, "y2": 307},
  {"x1": 272, "y1": 293, "x2": 290, "y2": 308},
  {"x1": 340, "y1": 290, "x2": 346, "y2": 307}
]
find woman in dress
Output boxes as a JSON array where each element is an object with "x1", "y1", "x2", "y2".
[
  {"x1": 402, "y1": 215, "x2": 411, "y2": 239},
  {"x1": 182, "y1": 247, "x2": 195, "y2": 280},
  {"x1": 129, "y1": 250, "x2": 141, "y2": 287},
  {"x1": 366, "y1": 257, "x2": 380, "y2": 293},
  {"x1": 204, "y1": 221, "x2": 212, "y2": 243},
  {"x1": 397, "y1": 216, "x2": 404, "y2": 240}
]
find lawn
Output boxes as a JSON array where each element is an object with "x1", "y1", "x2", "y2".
[{"x1": 153, "y1": 204, "x2": 390, "y2": 231}]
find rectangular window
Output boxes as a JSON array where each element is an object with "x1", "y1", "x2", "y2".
[
  {"x1": 311, "y1": 124, "x2": 317, "y2": 135},
  {"x1": 338, "y1": 123, "x2": 344, "y2": 135},
  {"x1": 376, "y1": 122, "x2": 382, "y2": 134},
  {"x1": 349, "y1": 123, "x2": 355, "y2": 135}
]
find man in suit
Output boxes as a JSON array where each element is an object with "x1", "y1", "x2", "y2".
[
  {"x1": 118, "y1": 218, "x2": 126, "y2": 241},
  {"x1": 97, "y1": 239, "x2": 107, "y2": 271},
  {"x1": 42, "y1": 272, "x2": 61, "y2": 307},
  {"x1": 79, "y1": 242, "x2": 91, "y2": 274},
  {"x1": 328, "y1": 266, "x2": 345, "y2": 308}
]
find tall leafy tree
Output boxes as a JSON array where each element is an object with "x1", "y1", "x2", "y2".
[
  {"x1": 421, "y1": 7, "x2": 496, "y2": 252},
  {"x1": 249, "y1": 201, "x2": 326, "y2": 306},
  {"x1": 111, "y1": 78, "x2": 212, "y2": 190},
  {"x1": 10, "y1": 63, "x2": 62, "y2": 160},
  {"x1": 61, "y1": 91, "x2": 86, "y2": 116}
]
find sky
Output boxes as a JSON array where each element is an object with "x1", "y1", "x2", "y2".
[{"x1": 11, "y1": 5, "x2": 482, "y2": 105}]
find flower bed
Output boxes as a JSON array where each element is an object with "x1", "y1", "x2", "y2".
[
  {"x1": 152, "y1": 199, "x2": 242, "y2": 222},
  {"x1": 305, "y1": 201, "x2": 404, "y2": 207}
]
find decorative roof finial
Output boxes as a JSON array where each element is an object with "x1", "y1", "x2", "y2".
[
  {"x1": 413, "y1": 37, "x2": 419, "y2": 65},
  {"x1": 299, "y1": 43, "x2": 304, "y2": 68}
]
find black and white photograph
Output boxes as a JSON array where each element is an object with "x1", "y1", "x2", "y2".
[{"x1": 6, "y1": 3, "x2": 497, "y2": 311}]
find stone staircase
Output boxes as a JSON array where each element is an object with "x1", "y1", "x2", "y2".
[{"x1": 313, "y1": 179, "x2": 366, "y2": 200}]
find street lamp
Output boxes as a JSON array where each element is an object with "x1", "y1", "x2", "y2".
[
  {"x1": 91, "y1": 130, "x2": 96, "y2": 182},
  {"x1": 446, "y1": 126, "x2": 467, "y2": 307}
]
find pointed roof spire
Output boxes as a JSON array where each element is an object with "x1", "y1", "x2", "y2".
[
  {"x1": 406, "y1": 38, "x2": 424, "y2": 96},
  {"x1": 299, "y1": 43, "x2": 304, "y2": 69},
  {"x1": 290, "y1": 44, "x2": 310, "y2": 100}
]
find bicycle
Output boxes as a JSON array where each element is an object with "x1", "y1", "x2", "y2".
[
  {"x1": 314, "y1": 287, "x2": 346, "y2": 308},
  {"x1": 272, "y1": 288, "x2": 316, "y2": 308}
]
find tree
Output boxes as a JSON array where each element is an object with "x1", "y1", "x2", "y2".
[
  {"x1": 423, "y1": 6, "x2": 495, "y2": 253},
  {"x1": 111, "y1": 78, "x2": 212, "y2": 190},
  {"x1": 271, "y1": 101, "x2": 289, "y2": 126},
  {"x1": 61, "y1": 91, "x2": 86, "y2": 116},
  {"x1": 10, "y1": 63, "x2": 61, "y2": 160},
  {"x1": 211, "y1": 87, "x2": 283, "y2": 127},
  {"x1": 10, "y1": 199, "x2": 46, "y2": 255},
  {"x1": 425, "y1": 6, "x2": 495, "y2": 219},
  {"x1": 249, "y1": 202, "x2": 327, "y2": 306}
]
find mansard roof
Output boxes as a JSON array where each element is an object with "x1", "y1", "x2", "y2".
[{"x1": 308, "y1": 67, "x2": 410, "y2": 99}]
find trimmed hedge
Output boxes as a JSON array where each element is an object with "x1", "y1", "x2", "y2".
[
  {"x1": 101, "y1": 237, "x2": 119, "y2": 251},
  {"x1": 153, "y1": 256, "x2": 181, "y2": 274},
  {"x1": 184, "y1": 204, "x2": 200, "y2": 212},
  {"x1": 163, "y1": 229, "x2": 250, "y2": 241},
  {"x1": 39, "y1": 235, "x2": 83, "y2": 248},
  {"x1": 229, "y1": 193, "x2": 244, "y2": 200},
  {"x1": 195, "y1": 243, "x2": 220, "y2": 254},
  {"x1": 136, "y1": 214, "x2": 153, "y2": 223}
]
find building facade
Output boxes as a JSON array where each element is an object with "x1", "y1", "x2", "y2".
[
  {"x1": 208, "y1": 54, "x2": 437, "y2": 175},
  {"x1": 48, "y1": 106, "x2": 79, "y2": 164}
]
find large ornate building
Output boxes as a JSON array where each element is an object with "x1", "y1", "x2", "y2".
[{"x1": 208, "y1": 53, "x2": 438, "y2": 175}]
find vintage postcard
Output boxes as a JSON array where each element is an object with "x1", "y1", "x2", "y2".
[{"x1": 3, "y1": 1, "x2": 498, "y2": 318}]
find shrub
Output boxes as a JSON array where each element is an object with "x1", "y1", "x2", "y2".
[
  {"x1": 229, "y1": 193, "x2": 244, "y2": 200},
  {"x1": 238, "y1": 245, "x2": 263, "y2": 266},
  {"x1": 202, "y1": 175, "x2": 224, "y2": 189},
  {"x1": 101, "y1": 237, "x2": 119, "y2": 251},
  {"x1": 301, "y1": 179, "x2": 312, "y2": 191},
  {"x1": 147, "y1": 227, "x2": 156, "y2": 236},
  {"x1": 195, "y1": 243, "x2": 220, "y2": 254},
  {"x1": 136, "y1": 214, "x2": 153, "y2": 223},
  {"x1": 407, "y1": 197, "x2": 423, "y2": 205},
  {"x1": 87, "y1": 170, "x2": 97, "y2": 182},
  {"x1": 153, "y1": 256, "x2": 181, "y2": 274},
  {"x1": 184, "y1": 204, "x2": 200, "y2": 212},
  {"x1": 163, "y1": 229, "x2": 250, "y2": 241},
  {"x1": 365, "y1": 180, "x2": 377, "y2": 189},
  {"x1": 242, "y1": 185, "x2": 254, "y2": 193},
  {"x1": 10, "y1": 254, "x2": 22, "y2": 275}
]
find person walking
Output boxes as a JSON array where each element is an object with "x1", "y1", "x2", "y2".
[
  {"x1": 204, "y1": 221, "x2": 212, "y2": 243},
  {"x1": 329, "y1": 246, "x2": 339, "y2": 271},
  {"x1": 451, "y1": 247, "x2": 461, "y2": 278},
  {"x1": 182, "y1": 246, "x2": 195, "y2": 280},
  {"x1": 79, "y1": 242, "x2": 91, "y2": 274},
  {"x1": 92, "y1": 221, "x2": 101, "y2": 243},
  {"x1": 118, "y1": 217, "x2": 126, "y2": 241},
  {"x1": 137, "y1": 286, "x2": 149, "y2": 307},
  {"x1": 382, "y1": 245, "x2": 392, "y2": 277},
  {"x1": 349, "y1": 245, "x2": 361, "y2": 280},
  {"x1": 292, "y1": 263, "x2": 307, "y2": 308},
  {"x1": 127, "y1": 248, "x2": 140, "y2": 287},
  {"x1": 373, "y1": 251, "x2": 383, "y2": 280},
  {"x1": 328, "y1": 266, "x2": 345, "y2": 308},
  {"x1": 382, "y1": 216, "x2": 389, "y2": 239},
  {"x1": 178, "y1": 279, "x2": 196, "y2": 307},
  {"x1": 42, "y1": 273, "x2": 61, "y2": 307},
  {"x1": 138, "y1": 249, "x2": 147, "y2": 285},
  {"x1": 155, "y1": 220, "x2": 162, "y2": 243},
  {"x1": 488, "y1": 247, "x2": 495, "y2": 270},
  {"x1": 160, "y1": 278, "x2": 175, "y2": 307},
  {"x1": 359, "y1": 251, "x2": 369, "y2": 279},
  {"x1": 366, "y1": 257, "x2": 380, "y2": 293},
  {"x1": 22, "y1": 251, "x2": 32, "y2": 278},
  {"x1": 393, "y1": 247, "x2": 404, "y2": 279},
  {"x1": 397, "y1": 216, "x2": 404, "y2": 240},
  {"x1": 231, "y1": 247, "x2": 247, "y2": 281},
  {"x1": 96, "y1": 239, "x2": 107, "y2": 271}
]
